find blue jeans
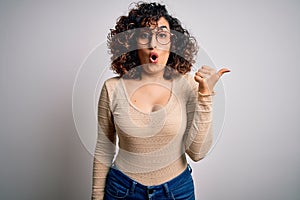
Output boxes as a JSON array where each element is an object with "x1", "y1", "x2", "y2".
[{"x1": 104, "y1": 164, "x2": 195, "y2": 200}]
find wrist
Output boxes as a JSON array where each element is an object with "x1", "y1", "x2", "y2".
[{"x1": 198, "y1": 88, "x2": 214, "y2": 96}]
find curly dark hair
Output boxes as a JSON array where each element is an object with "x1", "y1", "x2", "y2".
[{"x1": 107, "y1": 1, "x2": 198, "y2": 79}]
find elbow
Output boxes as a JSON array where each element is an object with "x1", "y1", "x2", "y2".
[
  {"x1": 190, "y1": 154, "x2": 205, "y2": 162},
  {"x1": 186, "y1": 149, "x2": 206, "y2": 162},
  {"x1": 186, "y1": 143, "x2": 213, "y2": 162},
  {"x1": 185, "y1": 135, "x2": 214, "y2": 162}
]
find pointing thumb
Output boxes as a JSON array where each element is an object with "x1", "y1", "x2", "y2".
[{"x1": 217, "y1": 68, "x2": 231, "y2": 78}]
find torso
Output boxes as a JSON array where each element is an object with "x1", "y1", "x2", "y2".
[{"x1": 105, "y1": 75, "x2": 195, "y2": 186}]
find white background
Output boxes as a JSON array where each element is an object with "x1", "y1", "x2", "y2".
[{"x1": 1, "y1": 0, "x2": 300, "y2": 199}]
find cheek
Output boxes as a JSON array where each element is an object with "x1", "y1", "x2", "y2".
[
  {"x1": 137, "y1": 49, "x2": 146, "y2": 61},
  {"x1": 138, "y1": 49, "x2": 151, "y2": 65},
  {"x1": 160, "y1": 43, "x2": 171, "y2": 52},
  {"x1": 159, "y1": 44, "x2": 171, "y2": 58},
  {"x1": 161, "y1": 50, "x2": 170, "y2": 61}
]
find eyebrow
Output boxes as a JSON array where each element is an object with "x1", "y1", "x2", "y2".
[
  {"x1": 141, "y1": 25, "x2": 169, "y2": 33},
  {"x1": 158, "y1": 25, "x2": 169, "y2": 30}
]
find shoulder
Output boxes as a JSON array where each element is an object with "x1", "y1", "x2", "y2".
[
  {"x1": 99, "y1": 76, "x2": 121, "y2": 99},
  {"x1": 103, "y1": 76, "x2": 120, "y2": 90},
  {"x1": 184, "y1": 73, "x2": 196, "y2": 84},
  {"x1": 172, "y1": 73, "x2": 198, "y2": 102},
  {"x1": 104, "y1": 76, "x2": 120, "y2": 85},
  {"x1": 177, "y1": 73, "x2": 198, "y2": 91}
]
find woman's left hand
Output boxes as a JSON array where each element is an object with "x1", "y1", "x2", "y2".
[{"x1": 194, "y1": 65, "x2": 230, "y2": 95}]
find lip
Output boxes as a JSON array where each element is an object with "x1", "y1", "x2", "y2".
[{"x1": 149, "y1": 52, "x2": 159, "y2": 63}]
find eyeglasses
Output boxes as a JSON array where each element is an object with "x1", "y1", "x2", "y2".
[{"x1": 137, "y1": 30, "x2": 173, "y2": 45}]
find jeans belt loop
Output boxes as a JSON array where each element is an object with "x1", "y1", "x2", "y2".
[
  {"x1": 130, "y1": 181, "x2": 137, "y2": 194},
  {"x1": 163, "y1": 183, "x2": 171, "y2": 197},
  {"x1": 188, "y1": 164, "x2": 192, "y2": 173}
]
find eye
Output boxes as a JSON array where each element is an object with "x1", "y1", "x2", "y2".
[
  {"x1": 139, "y1": 32, "x2": 150, "y2": 39},
  {"x1": 158, "y1": 33, "x2": 167, "y2": 38},
  {"x1": 157, "y1": 32, "x2": 168, "y2": 39}
]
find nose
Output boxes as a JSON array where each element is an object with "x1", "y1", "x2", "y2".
[{"x1": 149, "y1": 34, "x2": 157, "y2": 49}]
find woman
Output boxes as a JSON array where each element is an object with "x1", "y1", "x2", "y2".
[{"x1": 92, "y1": 2, "x2": 229, "y2": 199}]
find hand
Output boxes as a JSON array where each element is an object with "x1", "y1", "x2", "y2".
[{"x1": 194, "y1": 65, "x2": 230, "y2": 95}]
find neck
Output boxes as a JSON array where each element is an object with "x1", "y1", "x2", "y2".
[{"x1": 140, "y1": 70, "x2": 165, "y2": 82}]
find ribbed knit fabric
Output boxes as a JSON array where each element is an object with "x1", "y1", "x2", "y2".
[{"x1": 91, "y1": 74, "x2": 213, "y2": 199}]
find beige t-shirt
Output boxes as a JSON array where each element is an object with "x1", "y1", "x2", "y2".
[{"x1": 92, "y1": 74, "x2": 213, "y2": 199}]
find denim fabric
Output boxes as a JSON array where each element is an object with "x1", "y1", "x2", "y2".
[{"x1": 104, "y1": 164, "x2": 195, "y2": 200}]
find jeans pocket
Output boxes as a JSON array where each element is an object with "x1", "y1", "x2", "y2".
[
  {"x1": 170, "y1": 175, "x2": 195, "y2": 200},
  {"x1": 105, "y1": 179, "x2": 129, "y2": 199}
]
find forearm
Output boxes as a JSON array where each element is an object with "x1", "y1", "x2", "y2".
[
  {"x1": 91, "y1": 157, "x2": 110, "y2": 200},
  {"x1": 185, "y1": 92, "x2": 213, "y2": 161}
]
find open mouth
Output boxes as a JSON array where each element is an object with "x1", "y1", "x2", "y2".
[{"x1": 149, "y1": 52, "x2": 159, "y2": 63}]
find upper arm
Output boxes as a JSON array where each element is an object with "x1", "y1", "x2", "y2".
[{"x1": 98, "y1": 83, "x2": 116, "y2": 143}]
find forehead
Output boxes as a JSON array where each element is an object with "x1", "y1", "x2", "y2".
[{"x1": 150, "y1": 17, "x2": 170, "y2": 30}]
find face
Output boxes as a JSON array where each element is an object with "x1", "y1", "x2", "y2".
[{"x1": 137, "y1": 17, "x2": 171, "y2": 76}]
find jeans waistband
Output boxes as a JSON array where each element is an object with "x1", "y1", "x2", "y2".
[{"x1": 110, "y1": 163, "x2": 192, "y2": 191}]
